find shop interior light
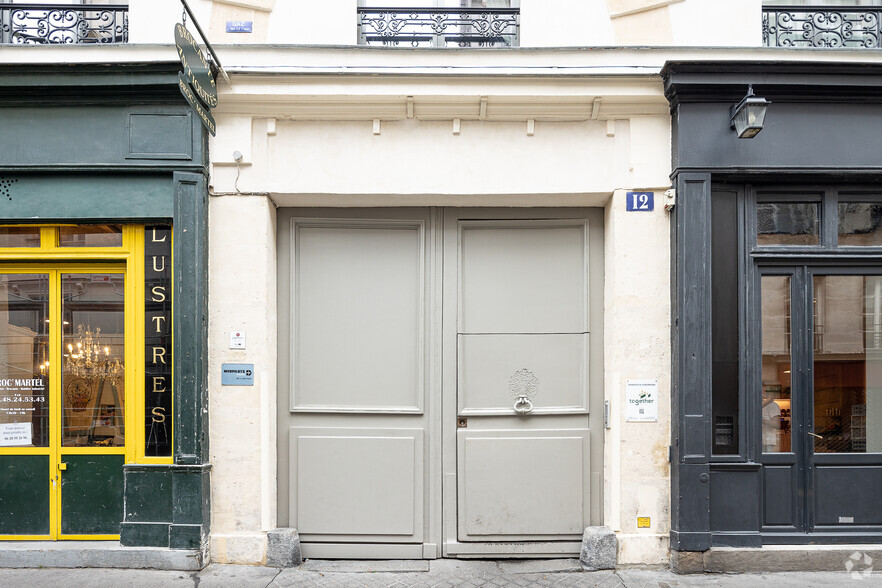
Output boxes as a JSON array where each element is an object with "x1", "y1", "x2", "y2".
[{"x1": 730, "y1": 85, "x2": 770, "y2": 139}]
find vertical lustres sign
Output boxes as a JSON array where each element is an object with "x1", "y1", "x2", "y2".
[{"x1": 145, "y1": 226, "x2": 172, "y2": 456}]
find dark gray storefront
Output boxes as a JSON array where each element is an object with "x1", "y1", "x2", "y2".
[{"x1": 665, "y1": 62, "x2": 882, "y2": 553}]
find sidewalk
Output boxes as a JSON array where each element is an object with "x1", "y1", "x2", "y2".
[{"x1": 0, "y1": 559, "x2": 880, "y2": 588}]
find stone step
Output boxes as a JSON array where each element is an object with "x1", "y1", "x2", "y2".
[{"x1": 0, "y1": 541, "x2": 206, "y2": 571}]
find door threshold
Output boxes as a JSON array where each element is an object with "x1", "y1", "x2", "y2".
[
  {"x1": 674, "y1": 544, "x2": 882, "y2": 574},
  {"x1": 0, "y1": 540, "x2": 207, "y2": 571},
  {"x1": 444, "y1": 540, "x2": 582, "y2": 558}
]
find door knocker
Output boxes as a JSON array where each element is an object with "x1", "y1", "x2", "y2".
[{"x1": 508, "y1": 368, "x2": 538, "y2": 415}]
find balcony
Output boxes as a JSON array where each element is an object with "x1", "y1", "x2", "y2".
[
  {"x1": 763, "y1": 5, "x2": 882, "y2": 48},
  {"x1": 0, "y1": 3, "x2": 128, "y2": 44},
  {"x1": 357, "y1": 6, "x2": 519, "y2": 47}
]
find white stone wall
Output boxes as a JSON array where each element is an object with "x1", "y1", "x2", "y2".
[
  {"x1": 127, "y1": 0, "x2": 761, "y2": 47},
  {"x1": 209, "y1": 109, "x2": 671, "y2": 201},
  {"x1": 604, "y1": 188, "x2": 671, "y2": 565},
  {"x1": 208, "y1": 195, "x2": 277, "y2": 564}
]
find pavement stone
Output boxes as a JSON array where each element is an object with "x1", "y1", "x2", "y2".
[{"x1": 0, "y1": 559, "x2": 881, "y2": 587}]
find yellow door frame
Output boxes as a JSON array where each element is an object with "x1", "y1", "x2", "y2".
[{"x1": 0, "y1": 224, "x2": 162, "y2": 540}]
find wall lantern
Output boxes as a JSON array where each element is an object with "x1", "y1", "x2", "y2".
[{"x1": 730, "y1": 85, "x2": 770, "y2": 139}]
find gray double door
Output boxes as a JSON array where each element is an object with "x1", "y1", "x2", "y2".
[
  {"x1": 758, "y1": 265, "x2": 882, "y2": 539},
  {"x1": 277, "y1": 207, "x2": 604, "y2": 559}
]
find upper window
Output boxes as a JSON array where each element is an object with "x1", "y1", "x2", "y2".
[
  {"x1": 757, "y1": 201, "x2": 820, "y2": 246},
  {"x1": 0, "y1": 225, "x2": 124, "y2": 251},
  {"x1": 754, "y1": 190, "x2": 882, "y2": 249},
  {"x1": 358, "y1": 0, "x2": 519, "y2": 47},
  {"x1": 839, "y1": 202, "x2": 882, "y2": 246}
]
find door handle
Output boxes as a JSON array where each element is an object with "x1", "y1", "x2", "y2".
[
  {"x1": 57, "y1": 463, "x2": 67, "y2": 471},
  {"x1": 808, "y1": 432, "x2": 823, "y2": 439}
]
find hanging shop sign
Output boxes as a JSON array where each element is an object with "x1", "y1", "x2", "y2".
[
  {"x1": 174, "y1": 22, "x2": 217, "y2": 136},
  {"x1": 145, "y1": 225, "x2": 173, "y2": 457},
  {"x1": 178, "y1": 73, "x2": 216, "y2": 137},
  {"x1": 174, "y1": 23, "x2": 217, "y2": 109}
]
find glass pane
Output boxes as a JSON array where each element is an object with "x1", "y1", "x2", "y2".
[
  {"x1": 712, "y1": 191, "x2": 739, "y2": 454},
  {"x1": 813, "y1": 275, "x2": 882, "y2": 453},
  {"x1": 62, "y1": 273, "x2": 124, "y2": 447},
  {"x1": 839, "y1": 203, "x2": 882, "y2": 247},
  {"x1": 761, "y1": 275, "x2": 792, "y2": 453},
  {"x1": 59, "y1": 225, "x2": 122, "y2": 248},
  {"x1": 757, "y1": 202, "x2": 820, "y2": 246},
  {"x1": 0, "y1": 227, "x2": 40, "y2": 248},
  {"x1": 0, "y1": 275, "x2": 49, "y2": 448}
]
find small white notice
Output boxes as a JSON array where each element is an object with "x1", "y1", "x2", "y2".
[
  {"x1": 0, "y1": 422, "x2": 32, "y2": 446},
  {"x1": 626, "y1": 379, "x2": 658, "y2": 422},
  {"x1": 230, "y1": 330, "x2": 246, "y2": 349}
]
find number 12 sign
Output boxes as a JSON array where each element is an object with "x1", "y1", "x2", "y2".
[{"x1": 626, "y1": 191, "x2": 654, "y2": 211}]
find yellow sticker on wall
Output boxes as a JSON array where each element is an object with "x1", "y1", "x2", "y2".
[{"x1": 637, "y1": 517, "x2": 651, "y2": 528}]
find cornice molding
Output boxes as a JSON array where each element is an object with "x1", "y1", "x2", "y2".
[
  {"x1": 214, "y1": 74, "x2": 669, "y2": 120},
  {"x1": 663, "y1": 60, "x2": 882, "y2": 105}
]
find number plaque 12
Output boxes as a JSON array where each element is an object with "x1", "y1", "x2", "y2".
[{"x1": 626, "y1": 191, "x2": 654, "y2": 212}]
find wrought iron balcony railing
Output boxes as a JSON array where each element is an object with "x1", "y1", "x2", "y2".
[
  {"x1": 763, "y1": 5, "x2": 882, "y2": 48},
  {"x1": 358, "y1": 7, "x2": 519, "y2": 47},
  {"x1": 0, "y1": 3, "x2": 128, "y2": 44}
]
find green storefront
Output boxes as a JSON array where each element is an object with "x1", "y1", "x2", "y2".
[{"x1": 0, "y1": 63, "x2": 209, "y2": 556}]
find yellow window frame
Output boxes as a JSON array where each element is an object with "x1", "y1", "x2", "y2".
[{"x1": 0, "y1": 224, "x2": 173, "y2": 465}]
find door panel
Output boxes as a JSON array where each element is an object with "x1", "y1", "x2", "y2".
[
  {"x1": 457, "y1": 333, "x2": 588, "y2": 414},
  {"x1": 447, "y1": 210, "x2": 597, "y2": 551},
  {"x1": 815, "y1": 465, "x2": 882, "y2": 525},
  {"x1": 60, "y1": 454, "x2": 124, "y2": 536},
  {"x1": 762, "y1": 465, "x2": 797, "y2": 528},
  {"x1": 0, "y1": 455, "x2": 50, "y2": 535},
  {"x1": 459, "y1": 221, "x2": 587, "y2": 334},
  {"x1": 280, "y1": 209, "x2": 437, "y2": 558},
  {"x1": 292, "y1": 427, "x2": 424, "y2": 541},
  {"x1": 458, "y1": 430, "x2": 588, "y2": 538},
  {"x1": 292, "y1": 220, "x2": 425, "y2": 412}
]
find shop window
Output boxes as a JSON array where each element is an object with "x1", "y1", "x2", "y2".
[
  {"x1": 711, "y1": 189, "x2": 740, "y2": 455},
  {"x1": 757, "y1": 201, "x2": 820, "y2": 246},
  {"x1": 839, "y1": 202, "x2": 882, "y2": 246},
  {"x1": 0, "y1": 224, "x2": 172, "y2": 463}
]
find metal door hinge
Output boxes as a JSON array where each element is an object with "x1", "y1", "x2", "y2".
[{"x1": 604, "y1": 400, "x2": 610, "y2": 429}]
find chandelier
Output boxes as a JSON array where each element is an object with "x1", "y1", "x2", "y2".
[{"x1": 64, "y1": 324, "x2": 124, "y2": 383}]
